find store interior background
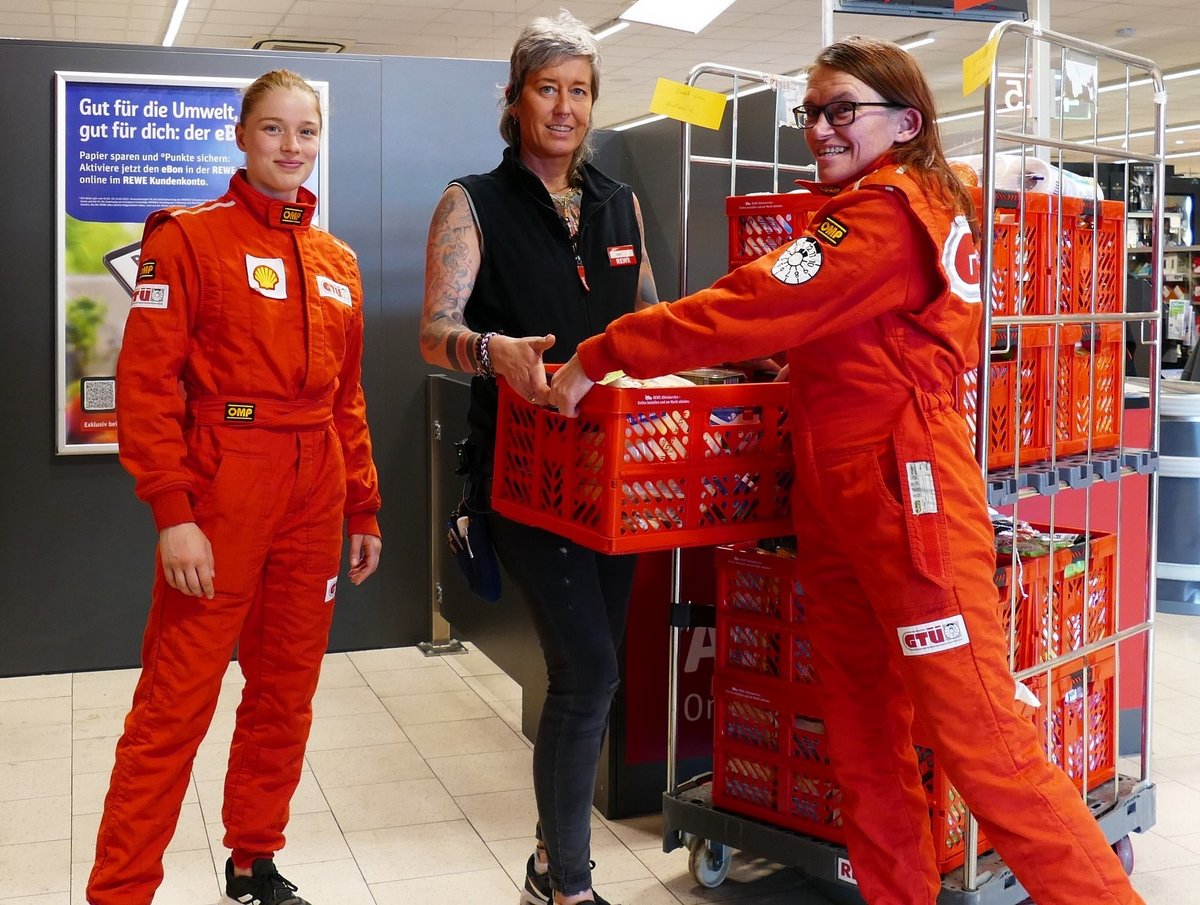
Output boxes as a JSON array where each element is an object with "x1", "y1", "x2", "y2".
[{"x1": 1, "y1": 0, "x2": 1193, "y2": 812}]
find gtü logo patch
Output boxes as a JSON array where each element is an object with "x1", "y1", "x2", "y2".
[
  {"x1": 224, "y1": 402, "x2": 256, "y2": 422},
  {"x1": 898, "y1": 615, "x2": 970, "y2": 656}
]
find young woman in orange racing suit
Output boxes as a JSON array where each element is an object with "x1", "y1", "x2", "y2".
[
  {"x1": 548, "y1": 37, "x2": 1143, "y2": 905},
  {"x1": 87, "y1": 70, "x2": 381, "y2": 905}
]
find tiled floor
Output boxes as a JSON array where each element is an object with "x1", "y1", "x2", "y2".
[{"x1": 2, "y1": 616, "x2": 1199, "y2": 904}]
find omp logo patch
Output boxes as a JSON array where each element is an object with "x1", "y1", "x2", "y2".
[
  {"x1": 815, "y1": 216, "x2": 849, "y2": 247},
  {"x1": 316, "y1": 275, "x2": 352, "y2": 307},
  {"x1": 137, "y1": 259, "x2": 157, "y2": 280},
  {"x1": 245, "y1": 255, "x2": 287, "y2": 299},
  {"x1": 898, "y1": 615, "x2": 970, "y2": 656},
  {"x1": 607, "y1": 244, "x2": 637, "y2": 266},
  {"x1": 280, "y1": 205, "x2": 304, "y2": 225},
  {"x1": 837, "y1": 857, "x2": 857, "y2": 886},
  {"x1": 325, "y1": 576, "x2": 338, "y2": 603},
  {"x1": 224, "y1": 402, "x2": 256, "y2": 422},
  {"x1": 130, "y1": 283, "x2": 169, "y2": 309}
]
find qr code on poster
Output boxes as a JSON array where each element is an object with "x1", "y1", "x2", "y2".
[{"x1": 80, "y1": 377, "x2": 117, "y2": 413}]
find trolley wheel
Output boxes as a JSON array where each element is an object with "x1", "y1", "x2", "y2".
[
  {"x1": 687, "y1": 837, "x2": 731, "y2": 888},
  {"x1": 1112, "y1": 835, "x2": 1135, "y2": 875}
]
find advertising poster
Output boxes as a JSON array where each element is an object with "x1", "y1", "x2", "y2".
[{"x1": 55, "y1": 72, "x2": 328, "y2": 454}]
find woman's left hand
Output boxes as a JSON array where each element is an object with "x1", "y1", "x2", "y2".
[
  {"x1": 546, "y1": 354, "x2": 595, "y2": 418},
  {"x1": 348, "y1": 533, "x2": 382, "y2": 585}
]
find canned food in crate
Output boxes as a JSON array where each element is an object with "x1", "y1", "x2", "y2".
[{"x1": 678, "y1": 367, "x2": 746, "y2": 386}]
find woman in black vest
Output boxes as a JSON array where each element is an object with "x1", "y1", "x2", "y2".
[{"x1": 418, "y1": 11, "x2": 657, "y2": 905}]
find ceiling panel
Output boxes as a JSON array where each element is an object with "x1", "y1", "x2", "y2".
[{"x1": 7, "y1": 0, "x2": 1200, "y2": 173}]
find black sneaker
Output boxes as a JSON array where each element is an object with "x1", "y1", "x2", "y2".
[
  {"x1": 520, "y1": 853, "x2": 551, "y2": 905},
  {"x1": 224, "y1": 858, "x2": 310, "y2": 905}
]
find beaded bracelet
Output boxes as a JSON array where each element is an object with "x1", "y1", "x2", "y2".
[{"x1": 475, "y1": 331, "x2": 497, "y2": 378}]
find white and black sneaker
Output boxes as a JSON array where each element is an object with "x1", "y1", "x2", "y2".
[
  {"x1": 224, "y1": 858, "x2": 310, "y2": 905},
  {"x1": 520, "y1": 853, "x2": 552, "y2": 905}
]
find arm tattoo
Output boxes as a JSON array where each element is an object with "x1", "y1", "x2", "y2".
[{"x1": 421, "y1": 188, "x2": 483, "y2": 371}]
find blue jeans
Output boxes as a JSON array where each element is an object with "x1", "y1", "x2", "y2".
[{"x1": 488, "y1": 515, "x2": 636, "y2": 896}]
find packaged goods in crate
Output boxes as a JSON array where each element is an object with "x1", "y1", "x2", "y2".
[
  {"x1": 1051, "y1": 323, "x2": 1124, "y2": 456},
  {"x1": 1021, "y1": 647, "x2": 1117, "y2": 793},
  {"x1": 994, "y1": 524, "x2": 1117, "y2": 672},
  {"x1": 955, "y1": 325, "x2": 1052, "y2": 470},
  {"x1": 492, "y1": 376, "x2": 793, "y2": 555},
  {"x1": 971, "y1": 188, "x2": 1125, "y2": 317},
  {"x1": 726, "y1": 192, "x2": 829, "y2": 271}
]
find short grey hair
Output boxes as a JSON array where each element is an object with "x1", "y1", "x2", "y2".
[{"x1": 500, "y1": 9, "x2": 601, "y2": 178}]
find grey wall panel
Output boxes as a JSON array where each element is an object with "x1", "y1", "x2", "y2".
[{"x1": 0, "y1": 39, "x2": 504, "y2": 677}]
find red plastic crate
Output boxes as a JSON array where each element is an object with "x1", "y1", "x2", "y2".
[
  {"x1": 1050, "y1": 324, "x2": 1124, "y2": 456},
  {"x1": 712, "y1": 673, "x2": 990, "y2": 873},
  {"x1": 726, "y1": 192, "x2": 828, "y2": 271},
  {"x1": 1023, "y1": 647, "x2": 1118, "y2": 793},
  {"x1": 492, "y1": 376, "x2": 794, "y2": 554},
  {"x1": 994, "y1": 528, "x2": 1118, "y2": 671},
  {"x1": 955, "y1": 325, "x2": 1052, "y2": 470},
  {"x1": 970, "y1": 188, "x2": 1125, "y2": 316}
]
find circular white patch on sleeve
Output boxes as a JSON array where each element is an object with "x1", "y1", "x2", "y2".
[{"x1": 771, "y1": 236, "x2": 823, "y2": 285}]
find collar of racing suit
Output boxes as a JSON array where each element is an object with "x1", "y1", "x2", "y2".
[{"x1": 228, "y1": 168, "x2": 318, "y2": 231}]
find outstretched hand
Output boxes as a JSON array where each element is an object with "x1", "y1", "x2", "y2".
[
  {"x1": 491, "y1": 333, "x2": 555, "y2": 403},
  {"x1": 546, "y1": 354, "x2": 595, "y2": 418}
]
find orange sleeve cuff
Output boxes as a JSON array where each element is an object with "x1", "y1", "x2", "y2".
[
  {"x1": 578, "y1": 334, "x2": 621, "y2": 382},
  {"x1": 348, "y1": 512, "x2": 381, "y2": 538},
  {"x1": 149, "y1": 490, "x2": 195, "y2": 532}
]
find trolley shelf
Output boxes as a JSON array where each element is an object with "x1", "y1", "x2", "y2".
[
  {"x1": 663, "y1": 774, "x2": 1156, "y2": 905},
  {"x1": 985, "y1": 449, "x2": 1159, "y2": 506}
]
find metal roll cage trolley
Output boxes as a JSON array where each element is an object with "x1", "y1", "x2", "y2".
[{"x1": 661, "y1": 19, "x2": 1163, "y2": 903}]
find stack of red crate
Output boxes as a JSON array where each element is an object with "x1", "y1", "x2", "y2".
[
  {"x1": 956, "y1": 188, "x2": 1126, "y2": 468},
  {"x1": 711, "y1": 529, "x2": 1118, "y2": 872}
]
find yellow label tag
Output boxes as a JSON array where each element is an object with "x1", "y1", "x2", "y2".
[
  {"x1": 962, "y1": 35, "x2": 1000, "y2": 97},
  {"x1": 649, "y1": 77, "x2": 727, "y2": 130},
  {"x1": 598, "y1": 370, "x2": 626, "y2": 386}
]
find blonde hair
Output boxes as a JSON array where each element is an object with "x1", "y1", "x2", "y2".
[
  {"x1": 500, "y1": 10, "x2": 601, "y2": 178},
  {"x1": 239, "y1": 69, "x2": 322, "y2": 127}
]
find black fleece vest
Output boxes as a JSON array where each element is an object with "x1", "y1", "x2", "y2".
[{"x1": 455, "y1": 147, "x2": 642, "y2": 439}]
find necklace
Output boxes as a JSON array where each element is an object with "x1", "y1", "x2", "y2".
[{"x1": 547, "y1": 184, "x2": 583, "y2": 237}]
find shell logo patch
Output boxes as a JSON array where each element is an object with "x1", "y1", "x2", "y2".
[
  {"x1": 770, "y1": 236, "x2": 823, "y2": 285},
  {"x1": 245, "y1": 255, "x2": 287, "y2": 299},
  {"x1": 317, "y1": 275, "x2": 352, "y2": 307},
  {"x1": 131, "y1": 283, "x2": 169, "y2": 309}
]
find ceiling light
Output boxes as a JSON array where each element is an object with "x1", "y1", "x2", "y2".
[
  {"x1": 619, "y1": 0, "x2": 736, "y2": 34},
  {"x1": 593, "y1": 20, "x2": 631, "y2": 41},
  {"x1": 898, "y1": 31, "x2": 936, "y2": 51},
  {"x1": 162, "y1": 0, "x2": 190, "y2": 47},
  {"x1": 611, "y1": 113, "x2": 669, "y2": 132}
]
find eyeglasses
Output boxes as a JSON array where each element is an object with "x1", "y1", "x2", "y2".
[{"x1": 793, "y1": 100, "x2": 906, "y2": 129}]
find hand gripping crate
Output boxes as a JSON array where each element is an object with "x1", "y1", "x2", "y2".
[
  {"x1": 492, "y1": 377, "x2": 794, "y2": 555},
  {"x1": 726, "y1": 192, "x2": 829, "y2": 271},
  {"x1": 971, "y1": 188, "x2": 1125, "y2": 317},
  {"x1": 994, "y1": 528, "x2": 1118, "y2": 672}
]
